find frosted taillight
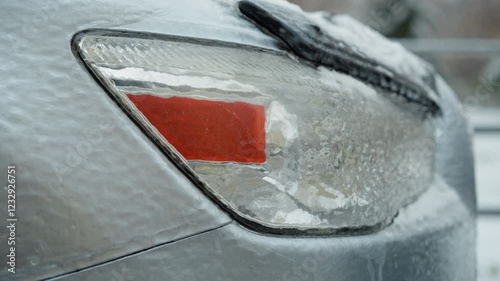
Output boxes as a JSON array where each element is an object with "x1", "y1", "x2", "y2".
[{"x1": 73, "y1": 30, "x2": 436, "y2": 234}]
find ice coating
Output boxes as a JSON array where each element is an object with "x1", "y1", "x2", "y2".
[
  {"x1": 100, "y1": 67, "x2": 262, "y2": 94},
  {"x1": 308, "y1": 13, "x2": 435, "y2": 95},
  {"x1": 266, "y1": 101, "x2": 299, "y2": 147},
  {"x1": 77, "y1": 33, "x2": 435, "y2": 232}
]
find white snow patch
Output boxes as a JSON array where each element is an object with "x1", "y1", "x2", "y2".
[
  {"x1": 266, "y1": 101, "x2": 299, "y2": 142},
  {"x1": 263, "y1": 176, "x2": 299, "y2": 195},
  {"x1": 323, "y1": 187, "x2": 369, "y2": 209},
  {"x1": 318, "y1": 66, "x2": 377, "y2": 98},
  {"x1": 308, "y1": 13, "x2": 433, "y2": 92},
  {"x1": 273, "y1": 209, "x2": 325, "y2": 225}
]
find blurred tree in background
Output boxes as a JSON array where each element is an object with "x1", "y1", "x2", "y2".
[
  {"x1": 290, "y1": 0, "x2": 419, "y2": 37},
  {"x1": 289, "y1": 0, "x2": 500, "y2": 38},
  {"x1": 290, "y1": 0, "x2": 500, "y2": 107}
]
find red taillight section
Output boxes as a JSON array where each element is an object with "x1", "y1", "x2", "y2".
[{"x1": 128, "y1": 95, "x2": 266, "y2": 163}]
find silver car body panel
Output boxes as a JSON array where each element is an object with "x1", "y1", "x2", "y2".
[
  {"x1": 0, "y1": 0, "x2": 476, "y2": 280},
  {"x1": 52, "y1": 177, "x2": 474, "y2": 281}
]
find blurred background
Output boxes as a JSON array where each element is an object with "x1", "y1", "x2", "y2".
[{"x1": 289, "y1": 0, "x2": 500, "y2": 280}]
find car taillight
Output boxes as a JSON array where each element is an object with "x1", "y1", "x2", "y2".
[{"x1": 73, "y1": 30, "x2": 436, "y2": 234}]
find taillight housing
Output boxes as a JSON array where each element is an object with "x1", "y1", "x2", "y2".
[{"x1": 73, "y1": 30, "x2": 436, "y2": 235}]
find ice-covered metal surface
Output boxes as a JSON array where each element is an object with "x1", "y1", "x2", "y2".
[
  {"x1": 433, "y1": 76, "x2": 477, "y2": 211},
  {"x1": 51, "y1": 177, "x2": 476, "y2": 281},
  {"x1": 0, "y1": 0, "x2": 282, "y2": 279},
  {"x1": 0, "y1": 0, "x2": 476, "y2": 280}
]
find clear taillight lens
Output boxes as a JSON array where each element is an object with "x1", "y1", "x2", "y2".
[{"x1": 73, "y1": 30, "x2": 435, "y2": 234}]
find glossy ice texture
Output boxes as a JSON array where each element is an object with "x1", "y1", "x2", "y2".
[{"x1": 77, "y1": 34, "x2": 435, "y2": 231}]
